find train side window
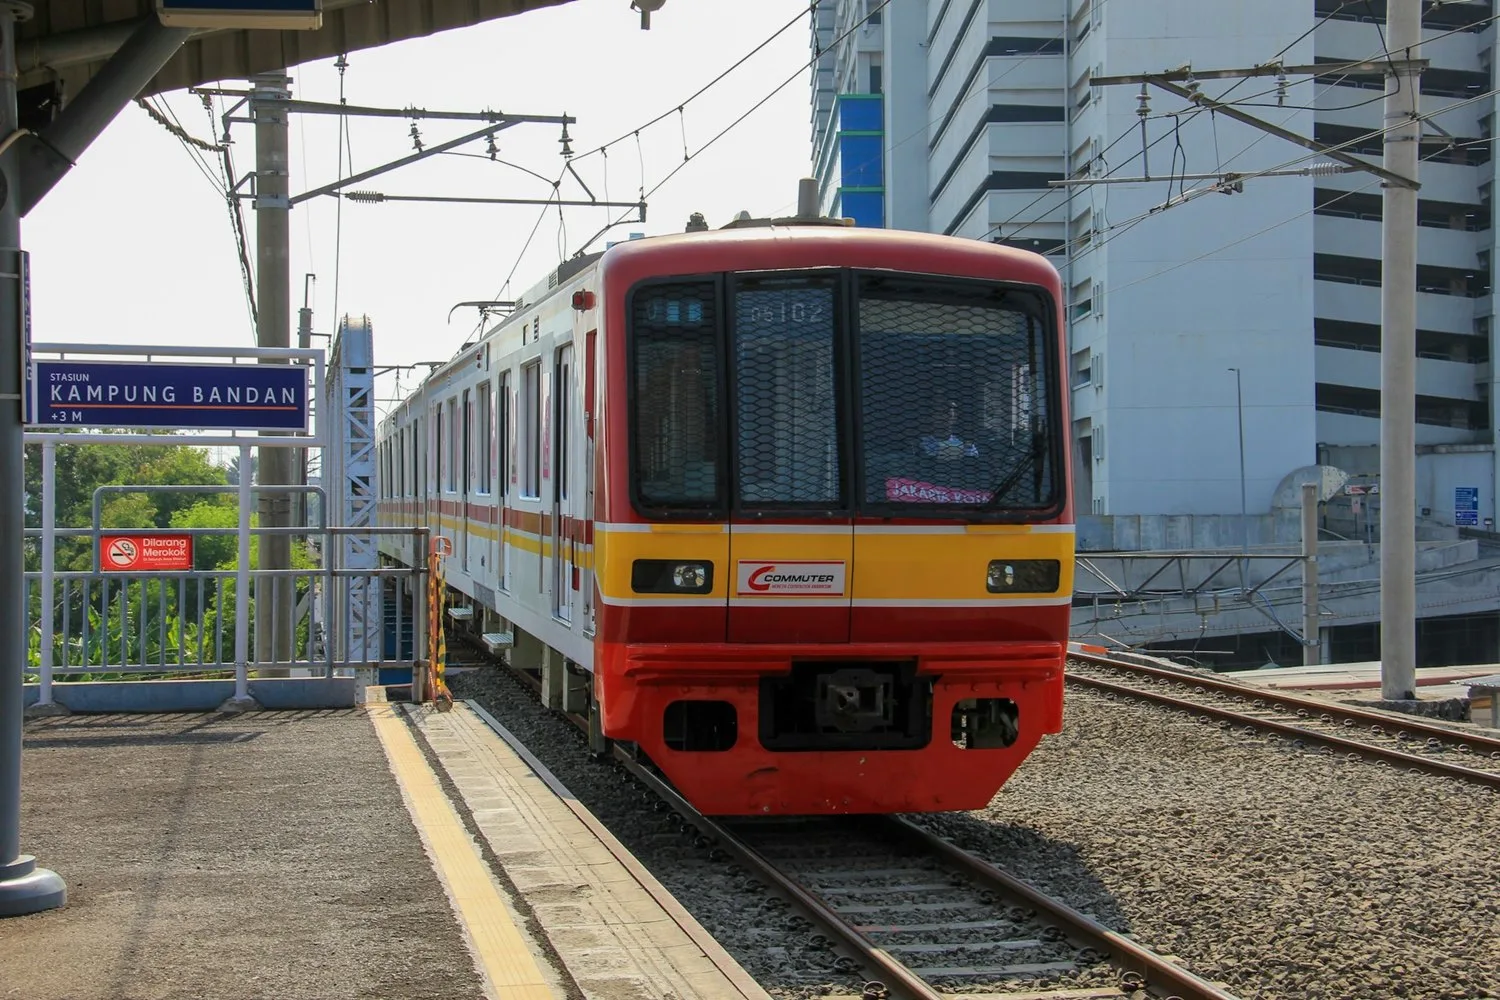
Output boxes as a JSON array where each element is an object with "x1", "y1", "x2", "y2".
[
  {"x1": 498, "y1": 372, "x2": 511, "y2": 499},
  {"x1": 434, "y1": 407, "x2": 445, "y2": 497},
  {"x1": 446, "y1": 397, "x2": 459, "y2": 493},
  {"x1": 629, "y1": 281, "x2": 722, "y2": 510},
  {"x1": 462, "y1": 389, "x2": 473, "y2": 496},
  {"x1": 556, "y1": 345, "x2": 571, "y2": 502},
  {"x1": 521, "y1": 361, "x2": 542, "y2": 499},
  {"x1": 477, "y1": 381, "x2": 493, "y2": 495},
  {"x1": 413, "y1": 418, "x2": 423, "y2": 498}
]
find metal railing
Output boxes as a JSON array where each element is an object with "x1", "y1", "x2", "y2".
[{"x1": 23, "y1": 525, "x2": 429, "y2": 707}]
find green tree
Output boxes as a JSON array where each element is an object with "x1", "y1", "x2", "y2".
[{"x1": 24, "y1": 442, "x2": 232, "y2": 572}]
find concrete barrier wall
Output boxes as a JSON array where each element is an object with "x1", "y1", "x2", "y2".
[
  {"x1": 23, "y1": 677, "x2": 359, "y2": 713},
  {"x1": 1078, "y1": 512, "x2": 1458, "y2": 552}
]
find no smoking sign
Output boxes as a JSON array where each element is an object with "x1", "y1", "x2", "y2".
[
  {"x1": 99, "y1": 534, "x2": 193, "y2": 573},
  {"x1": 106, "y1": 538, "x2": 138, "y2": 569}
]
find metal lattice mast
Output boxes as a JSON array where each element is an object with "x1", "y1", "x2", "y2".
[{"x1": 326, "y1": 315, "x2": 379, "y2": 664}]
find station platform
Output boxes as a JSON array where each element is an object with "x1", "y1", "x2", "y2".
[
  {"x1": 1223, "y1": 660, "x2": 1498, "y2": 702},
  {"x1": 0, "y1": 694, "x2": 770, "y2": 1000}
]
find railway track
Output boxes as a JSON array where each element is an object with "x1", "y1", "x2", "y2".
[
  {"x1": 1066, "y1": 653, "x2": 1500, "y2": 790},
  {"x1": 479, "y1": 648, "x2": 1240, "y2": 1000}
]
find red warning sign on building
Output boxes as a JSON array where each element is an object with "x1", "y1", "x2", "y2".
[{"x1": 99, "y1": 534, "x2": 194, "y2": 573}]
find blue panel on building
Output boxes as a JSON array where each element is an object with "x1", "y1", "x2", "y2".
[
  {"x1": 841, "y1": 135, "x2": 884, "y2": 188},
  {"x1": 839, "y1": 96, "x2": 884, "y2": 132},
  {"x1": 842, "y1": 191, "x2": 885, "y2": 228}
]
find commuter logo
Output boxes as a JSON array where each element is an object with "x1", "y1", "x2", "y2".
[{"x1": 736, "y1": 561, "x2": 846, "y2": 596}]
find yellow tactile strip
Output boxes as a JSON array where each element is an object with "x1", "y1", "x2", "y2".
[
  {"x1": 368, "y1": 701, "x2": 558, "y2": 1000},
  {"x1": 415, "y1": 701, "x2": 775, "y2": 1000}
]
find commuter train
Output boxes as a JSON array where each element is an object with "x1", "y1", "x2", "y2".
[{"x1": 376, "y1": 200, "x2": 1075, "y2": 815}]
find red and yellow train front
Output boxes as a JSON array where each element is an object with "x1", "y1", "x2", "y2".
[{"x1": 592, "y1": 226, "x2": 1073, "y2": 815}]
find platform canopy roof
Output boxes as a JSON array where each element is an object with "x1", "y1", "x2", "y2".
[{"x1": 17, "y1": 0, "x2": 575, "y2": 106}]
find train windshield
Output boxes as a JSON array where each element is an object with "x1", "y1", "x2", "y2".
[
  {"x1": 856, "y1": 273, "x2": 1057, "y2": 513},
  {"x1": 628, "y1": 271, "x2": 1060, "y2": 519}
]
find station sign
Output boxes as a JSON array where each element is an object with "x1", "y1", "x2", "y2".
[
  {"x1": 99, "y1": 534, "x2": 194, "y2": 573},
  {"x1": 1456, "y1": 486, "x2": 1480, "y2": 527},
  {"x1": 29, "y1": 360, "x2": 308, "y2": 432},
  {"x1": 156, "y1": 0, "x2": 322, "y2": 30}
]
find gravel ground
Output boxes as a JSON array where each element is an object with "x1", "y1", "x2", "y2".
[
  {"x1": 1067, "y1": 659, "x2": 1500, "y2": 780},
  {"x1": 912, "y1": 690, "x2": 1500, "y2": 1000},
  {"x1": 453, "y1": 664, "x2": 1500, "y2": 1000}
]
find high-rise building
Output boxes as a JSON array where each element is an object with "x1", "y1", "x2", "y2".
[{"x1": 811, "y1": 0, "x2": 1498, "y2": 530}]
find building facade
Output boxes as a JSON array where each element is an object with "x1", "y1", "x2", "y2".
[{"x1": 810, "y1": 0, "x2": 1499, "y2": 529}]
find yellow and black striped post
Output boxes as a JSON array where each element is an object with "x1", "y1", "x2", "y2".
[{"x1": 427, "y1": 537, "x2": 453, "y2": 711}]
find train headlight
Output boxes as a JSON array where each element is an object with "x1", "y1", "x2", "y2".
[
  {"x1": 672, "y1": 564, "x2": 707, "y2": 590},
  {"x1": 986, "y1": 559, "x2": 1061, "y2": 594},
  {"x1": 632, "y1": 559, "x2": 714, "y2": 594}
]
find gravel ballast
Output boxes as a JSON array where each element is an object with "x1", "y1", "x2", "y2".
[
  {"x1": 915, "y1": 679, "x2": 1500, "y2": 1000},
  {"x1": 451, "y1": 663, "x2": 1500, "y2": 1000}
]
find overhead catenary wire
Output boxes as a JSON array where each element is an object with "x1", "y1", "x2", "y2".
[
  {"x1": 566, "y1": 1, "x2": 816, "y2": 168},
  {"x1": 1102, "y1": 133, "x2": 1497, "y2": 298},
  {"x1": 571, "y1": 0, "x2": 894, "y2": 258},
  {"x1": 1032, "y1": 81, "x2": 1497, "y2": 272},
  {"x1": 137, "y1": 96, "x2": 224, "y2": 195},
  {"x1": 462, "y1": 2, "x2": 835, "y2": 339},
  {"x1": 985, "y1": 6, "x2": 1487, "y2": 247},
  {"x1": 998, "y1": 10, "x2": 1500, "y2": 253},
  {"x1": 474, "y1": 165, "x2": 569, "y2": 338},
  {"x1": 136, "y1": 94, "x2": 259, "y2": 333}
]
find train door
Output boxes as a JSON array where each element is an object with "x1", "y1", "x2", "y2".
[
  {"x1": 581, "y1": 330, "x2": 597, "y2": 635},
  {"x1": 499, "y1": 372, "x2": 512, "y2": 592},
  {"x1": 434, "y1": 403, "x2": 445, "y2": 551},
  {"x1": 726, "y1": 274, "x2": 853, "y2": 644},
  {"x1": 461, "y1": 388, "x2": 472, "y2": 575},
  {"x1": 552, "y1": 344, "x2": 574, "y2": 623}
]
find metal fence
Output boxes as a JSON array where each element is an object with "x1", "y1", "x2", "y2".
[{"x1": 23, "y1": 524, "x2": 429, "y2": 706}]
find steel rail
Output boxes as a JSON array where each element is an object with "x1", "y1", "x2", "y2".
[
  {"x1": 488, "y1": 654, "x2": 1241, "y2": 1000},
  {"x1": 883, "y1": 817, "x2": 1240, "y2": 1000},
  {"x1": 1068, "y1": 673, "x2": 1500, "y2": 789},
  {"x1": 1069, "y1": 652, "x2": 1500, "y2": 756},
  {"x1": 488, "y1": 660, "x2": 940, "y2": 999}
]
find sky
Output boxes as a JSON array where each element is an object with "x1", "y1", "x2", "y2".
[{"x1": 25, "y1": 0, "x2": 818, "y2": 422}]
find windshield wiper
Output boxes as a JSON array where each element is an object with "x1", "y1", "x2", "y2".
[{"x1": 984, "y1": 432, "x2": 1048, "y2": 509}]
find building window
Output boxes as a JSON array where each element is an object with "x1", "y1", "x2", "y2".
[{"x1": 1071, "y1": 347, "x2": 1093, "y2": 389}]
